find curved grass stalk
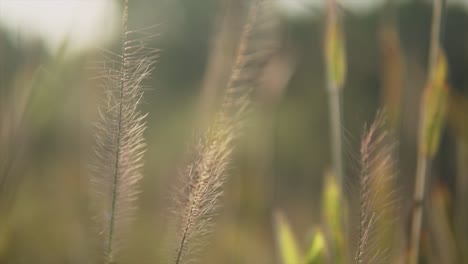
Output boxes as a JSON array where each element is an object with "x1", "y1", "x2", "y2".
[{"x1": 172, "y1": 0, "x2": 278, "y2": 263}]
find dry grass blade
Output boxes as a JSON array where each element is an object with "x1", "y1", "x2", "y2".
[
  {"x1": 356, "y1": 113, "x2": 397, "y2": 264},
  {"x1": 171, "y1": 0, "x2": 278, "y2": 263},
  {"x1": 89, "y1": 0, "x2": 158, "y2": 263}
]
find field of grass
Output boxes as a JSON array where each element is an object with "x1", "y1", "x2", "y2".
[{"x1": 0, "y1": 0, "x2": 468, "y2": 263}]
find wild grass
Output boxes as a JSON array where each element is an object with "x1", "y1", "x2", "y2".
[
  {"x1": 89, "y1": 0, "x2": 158, "y2": 262},
  {"x1": 356, "y1": 114, "x2": 397, "y2": 264},
  {"x1": 171, "y1": 0, "x2": 278, "y2": 262},
  {"x1": 0, "y1": 0, "x2": 467, "y2": 264}
]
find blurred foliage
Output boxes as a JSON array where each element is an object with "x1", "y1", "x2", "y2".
[
  {"x1": 304, "y1": 229, "x2": 326, "y2": 264},
  {"x1": 274, "y1": 212, "x2": 301, "y2": 264},
  {"x1": 273, "y1": 211, "x2": 326, "y2": 264},
  {"x1": 420, "y1": 49, "x2": 449, "y2": 158},
  {"x1": 324, "y1": 1, "x2": 346, "y2": 90}
]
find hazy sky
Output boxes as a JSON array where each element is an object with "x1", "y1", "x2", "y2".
[
  {"x1": 0, "y1": 0, "x2": 467, "y2": 53},
  {"x1": 0, "y1": 0, "x2": 117, "y2": 53}
]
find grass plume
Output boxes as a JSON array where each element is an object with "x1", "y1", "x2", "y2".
[
  {"x1": 171, "y1": 0, "x2": 277, "y2": 263},
  {"x1": 89, "y1": 0, "x2": 158, "y2": 262},
  {"x1": 356, "y1": 114, "x2": 397, "y2": 264}
]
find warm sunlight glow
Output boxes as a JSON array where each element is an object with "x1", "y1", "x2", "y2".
[{"x1": 0, "y1": 0, "x2": 119, "y2": 53}]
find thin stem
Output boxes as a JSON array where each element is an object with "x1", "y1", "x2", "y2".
[
  {"x1": 327, "y1": 86, "x2": 347, "y2": 264},
  {"x1": 456, "y1": 140, "x2": 468, "y2": 263},
  {"x1": 409, "y1": 156, "x2": 428, "y2": 264},
  {"x1": 327, "y1": 87, "x2": 344, "y2": 192},
  {"x1": 175, "y1": 203, "x2": 194, "y2": 264},
  {"x1": 427, "y1": 0, "x2": 444, "y2": 79},
  {"x1": 106, "y1": 0, "x2": 128, "y2": 262},
  {"x1": 356, "y1": 143, "x2": 369, "y2": 264},
  {"x1": 324, "y1": 1, "x2": 347, "y2": 262},
  {"x1": 408, "y1": 1, "x2": 445, "y2": 263}
]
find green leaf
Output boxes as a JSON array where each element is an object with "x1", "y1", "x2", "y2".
[
  {"x1": 274, "y1": 211, "x2": 302, "y2": 264},
  {"x1": 420, "y1": 49, "x2": 449, "y2": 158},
  {"x1": 322, "y1": 172, "x2": 345, "y2": 264},
  {"x1": 323, "y1": 173, "x2": 340, "y2": 233},
  {"x1": 324, "y1": 3, "x2": 346, "y2": 90},
  {"x1": 304, "y1": 229, "x2": 326, "y2": 264}
]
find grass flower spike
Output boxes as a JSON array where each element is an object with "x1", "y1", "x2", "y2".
[{"x1": 90, "y1": 0, "x2": 158, "y2": 262}]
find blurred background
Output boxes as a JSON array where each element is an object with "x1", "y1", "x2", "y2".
[{"x1": 0, "y1": 0, "x2": 468, "y2": 263}]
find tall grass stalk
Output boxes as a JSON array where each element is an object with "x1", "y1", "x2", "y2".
[
  {"x1": 172, "y1": 0, "x2": 277, "y2": 263},
  {"x1": 324, "y1": 0, "x2": 346, "y2": 195},
  {"x1": 324, "y1": 1, "x2": 347, "y2": 262},
  {"x1": 409, "y1": 1, "x2": 447, "y2": 263},
  {"x1": 90, "y1": 0, "x2": 158, "y2": 262},
  {"x1": 328, "y1": 89, "x2": 343, "y2": 190}
]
